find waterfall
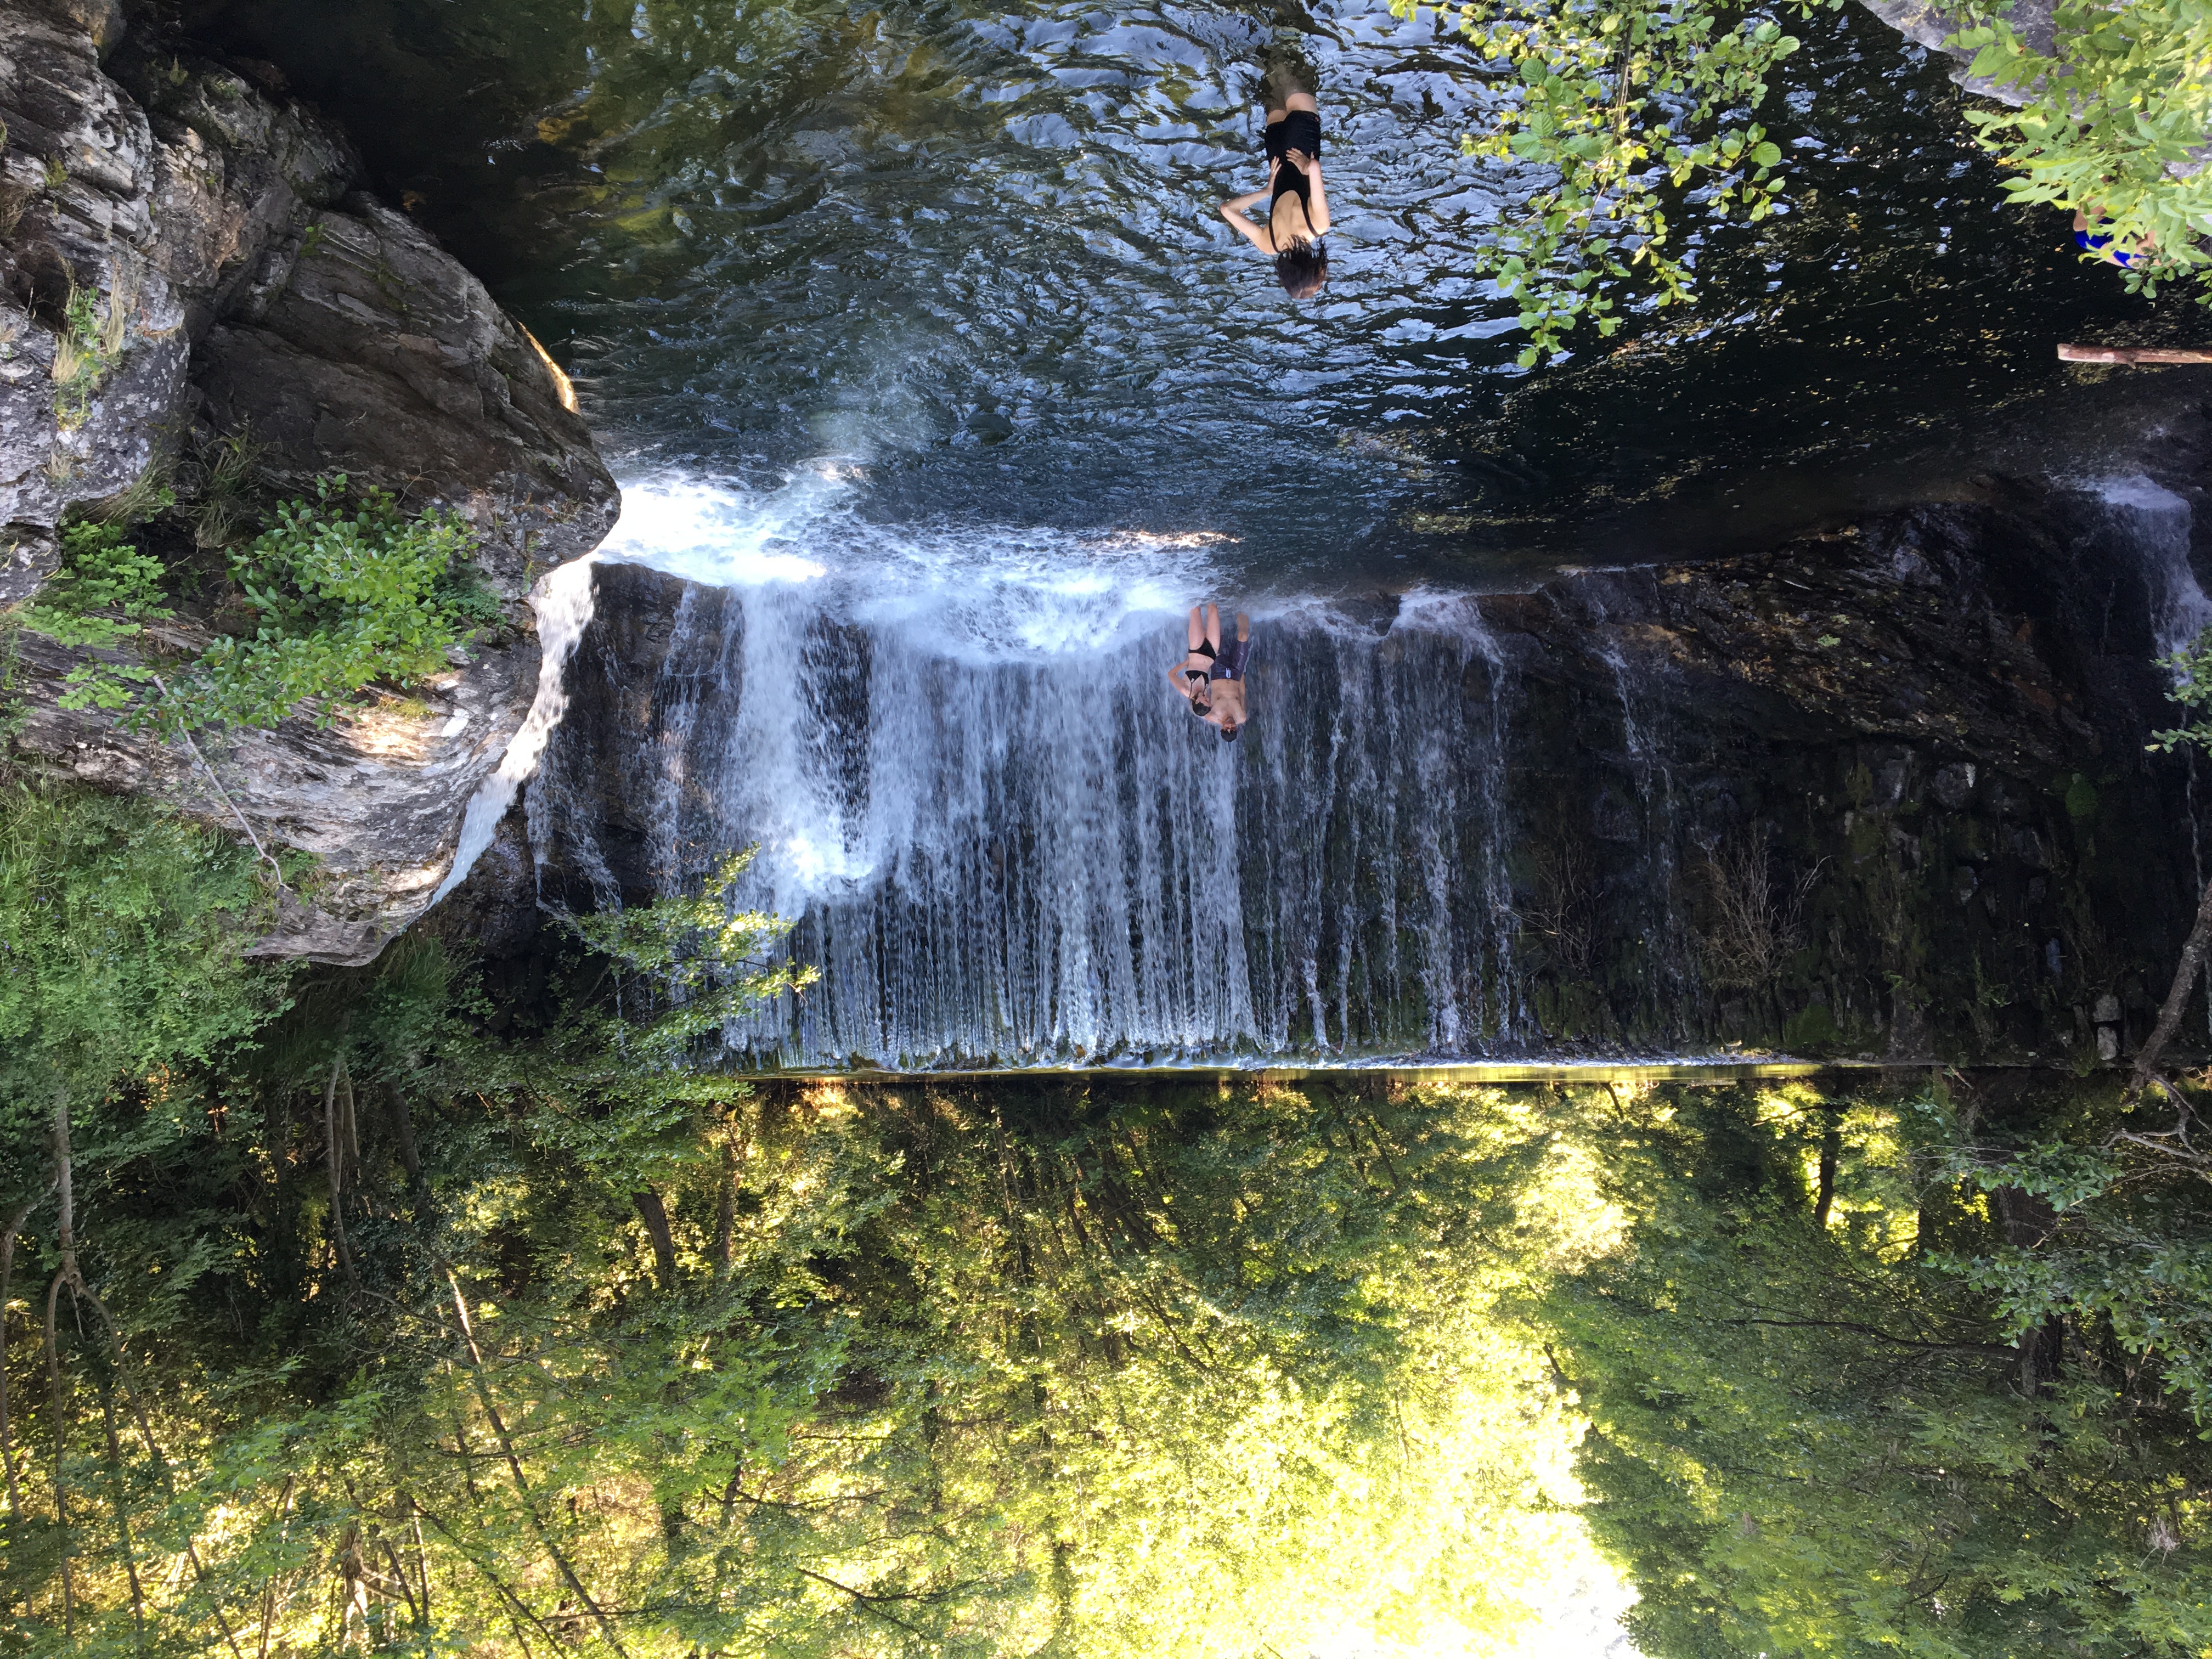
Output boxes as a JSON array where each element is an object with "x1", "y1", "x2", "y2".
[
  {"x1": 432, "y1": 557, "x2": 601, "y2": 905},
  {"x1": 528, "y1": 473, "x2": 1527, "y2": 1069},
  {"x1": 2096, "y1": 475, "x2": 2208, "y2": 659}
]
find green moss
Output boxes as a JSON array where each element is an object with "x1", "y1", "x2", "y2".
[
  {"x1": 2063, "y1": 772, "x2": 2098, "y2": 822},
  {"x1": 1781, "y1": 1001, "x2": 1841, "y2": 1052}
]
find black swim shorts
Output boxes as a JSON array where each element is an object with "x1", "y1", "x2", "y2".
[
  {"x1": 1210, "y1": 635, "x2": 1252, "y2": 681},
  {"x1": 1263, "y1": 110, "x2": 1322, "y2": 165}
]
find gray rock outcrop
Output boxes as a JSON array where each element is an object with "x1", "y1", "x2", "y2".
[
  {"x1": 0, "y1": 0, "x2": 618, "y2": 963},
  {"x1": 1856, "y1": 0, "x2": 2208, "y2": 180},
  {"x1": 1855, "y1": 0, "x2": 2055, "y2": 108}
]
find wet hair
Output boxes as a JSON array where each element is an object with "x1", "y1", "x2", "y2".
[
  {"x1": 1274, "y1": 244, "x2": 1328, "y2": 301},
  {"x1": 1219, "y1": 720, "x2": 1240, "y2": 743}
]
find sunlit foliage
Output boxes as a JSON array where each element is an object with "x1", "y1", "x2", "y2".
[
  {"x1": 3, "y1": 821, "x2": 2206, "y2": 1656},
  {"x1": 1392, "y1": 0, "x2": 1817, "y2": 363},
  {"x1": 1403, "y1": 0, "x2": 2212, "y2": 363},
  {"x1": 1553, "y1": 1078, "x2": 2212, "y2": 1658}
]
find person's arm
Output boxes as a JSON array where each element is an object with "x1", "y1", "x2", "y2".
[{"x1": 1218, "y1": 191, "x2": 1272, "y2": 250}]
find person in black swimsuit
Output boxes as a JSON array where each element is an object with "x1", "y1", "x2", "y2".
[
  {"x1": 1218, "y1": 65, "x2": 1329, "y2": 299},
  {"x1": 1168, "y1": 603, "x2": 1223, "y2": 716},
  {"x1": 1165, "y1": 604, "x2": 1252, "y2": 742}
]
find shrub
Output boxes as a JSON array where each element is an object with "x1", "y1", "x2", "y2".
[
  {"x1": 178, "y1": 476, "x2": 484, "y2": 730},
  {"x1": 0, "y1": 780, "x2": 286, "y2": 1113},
  {"x1": 19, "y1": 477, "x2": 504, "y2": 733},
  {"x1": 1407, "y1": 0, "x2": 2211, "y2": 364}
]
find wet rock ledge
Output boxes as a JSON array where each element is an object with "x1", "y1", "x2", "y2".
[{"x1": 0, "y1": 0, "x2": 617, "y2": 962}]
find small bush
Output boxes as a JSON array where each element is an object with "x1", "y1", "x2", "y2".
[
  {"x1": 19, "y1": 476, "x2": 504, "y2": 733},
  {"x1": 0, "y1": 780, "x2": 286, "y2": 1108},
  {"x1": 179, "y1": 476, "x2": 482, "y2": 730}
]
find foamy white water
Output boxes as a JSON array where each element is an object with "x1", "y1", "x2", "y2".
[
  {"x1": 431, "y1": 556, "x2": 601, "y2": 905},
  {"x1": 2095, "y1": 475, "x2": 2207, "y2": 659},
  {"x1": 526, "y1": 469, "x2": 1525, "y2": 1067}
]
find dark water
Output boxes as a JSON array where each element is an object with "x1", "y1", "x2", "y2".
[{"x1": 212, "y1": 0, "x2": 2185, "y2": 584}]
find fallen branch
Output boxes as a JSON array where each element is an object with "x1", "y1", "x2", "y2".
[
  {"x1": 443, "y1": 1271, "x2": 631, "y2": 1658},
  {"x1": 2058, "y1": 344, "x2": 2212, "y2": 365},
  {"x1": 2133, "y1": 877, "x2": 2212, "y2": 1093},
  {"x1": 148, "y1": 673, "x2": 287, "y2": 890}
]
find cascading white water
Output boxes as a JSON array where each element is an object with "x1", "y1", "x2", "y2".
[
  {"x1": 432, "y1": 556, "x2": 602, "y2": 905},
  {"x1": 2097, "y1": 475, "x2": 2208, "y2": 659},
  {"x1": 528, "y1": 471, "x2": 1525, "y2": 1069}
]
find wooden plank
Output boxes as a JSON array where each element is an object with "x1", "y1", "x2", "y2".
[{"x1": 2058, "y1": 343, "x2": 2212, "y2": 364}]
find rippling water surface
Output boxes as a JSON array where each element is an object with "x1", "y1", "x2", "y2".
[{"x1": 222, "y1": 0, "x2": 2176, "y2": 582}]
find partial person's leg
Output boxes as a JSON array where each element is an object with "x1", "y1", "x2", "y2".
[
  {"x1": 1234, "y1": 612, "x2": 1250, "y2": 641},
  {"x1": 1187, "y1": 606, "x2": 1205, "y2": 651},
  {"x1": 1204, "y1": 604, "x2": 1222, "y2": 650}
]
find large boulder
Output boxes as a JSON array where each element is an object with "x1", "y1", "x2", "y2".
[{"x1": 0, "y1": 0, "x2": 618, "y2": 963}]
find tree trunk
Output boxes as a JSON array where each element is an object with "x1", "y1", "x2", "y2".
[
  {"x1": 386, "y1": 1081, "x2": 422, "y2": 1190},
  {"x1": 1814, "y1": 1118, "x2": 1842, "y2": 1229},
  {"x1": 2136, "y1": 874, "x2": 2212, "y2": 1085},
  {"x1": 633, "y1": 1190, "x2": 678, "y2": 1289},
  {"x1": 98, "y1": 1370, "x2": 148, "y2": 1645},
  {"x1": 0, "y1": 1192, "x2": 41, "y2": 1518},
  {"x1": 325, "y1": 1058, "x2": 357, "y2": 1285},
  {"x1": 44, "y1": 1269, "x2": 74, "y2": 1637}
]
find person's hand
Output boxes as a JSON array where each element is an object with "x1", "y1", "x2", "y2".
[{"x1": 1285, "y1": 148, "x2": 1314, "y2": 175}]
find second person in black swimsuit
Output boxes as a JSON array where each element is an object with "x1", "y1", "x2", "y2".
[{"x1": 1218, "y1": 64, "x2": 1329, "y2": 300}]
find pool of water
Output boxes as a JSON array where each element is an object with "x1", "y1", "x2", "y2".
[{"x1": 212, "y1": 0, "x2": 2190, "y2": 589}]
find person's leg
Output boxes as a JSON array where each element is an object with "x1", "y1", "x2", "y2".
[
  {"x1": 1204, "y1": 604, "x2": 1222, "y2": 650},
  {"x1": 1282, "y1": 91, "x2": 1317, "y2": 113},
  {"x1": 1187, "y1": 606, "x2": 1205, "y2": 651},
  {"x1": 1234, "y1": 612, "x2": 1250, "y2": 641}
]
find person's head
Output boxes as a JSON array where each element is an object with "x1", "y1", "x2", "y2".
[
  {"x1": 1218, "y1": 718, "x2": 1239, "y2": 743},
  {"x1": 1274, "y1": 242, "x2": 1327, "y2": 301},
  {"x1": 1188, "y1": 684, "x2": 1212, "y2": 716}
]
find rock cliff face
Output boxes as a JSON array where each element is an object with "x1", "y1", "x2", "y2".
[{"x1": 0, "y1": 0, "x2": 617, "y2": 962}]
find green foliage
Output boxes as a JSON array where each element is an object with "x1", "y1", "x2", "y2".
[
  {"x1": 1, "y1": 820, "x2": 2204, "y2": 1659},
  {"x1": 1395, "y1": 0, "x2": 1829, "y2": 362},
  {"x1": 1943, "y1": 1126, "x2": 2212, "y2": 1425},
  {"x1": 1550, "y1": 1080, "x2": 2212, "y2": 1659},
  {"x1": 47, "y1": 285, "x2": 120, "y2": 431},
  {"x1": 17, "y1": 477, "x2": 504, "y2": 733},
  {"x1": 561, "y1": 850, "x2": 821, "y2": 1060},
  {"x1": 22, "y1": 522, "x2": 171, "y2": 652},
  {"x1": 1407, "y1": 0, "x2": 2211, "y2": 364},
  {"x1": 180, "y1": 477, "x2": 484, "y2": 730},
  {"x1": 2149, "y1": 623, "x2": 2212, "y2": 752},
  {"x1": 0, "y1": 780, "x2": 285, "y2": 1127},
  {"x1": 1949, "y1": 0, "x2": 2212, "y2": 300}
]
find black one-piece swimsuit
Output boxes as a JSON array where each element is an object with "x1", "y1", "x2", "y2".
[{"x1": 1263, "y1": 109, "x2": 1324, "y2": 250}]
